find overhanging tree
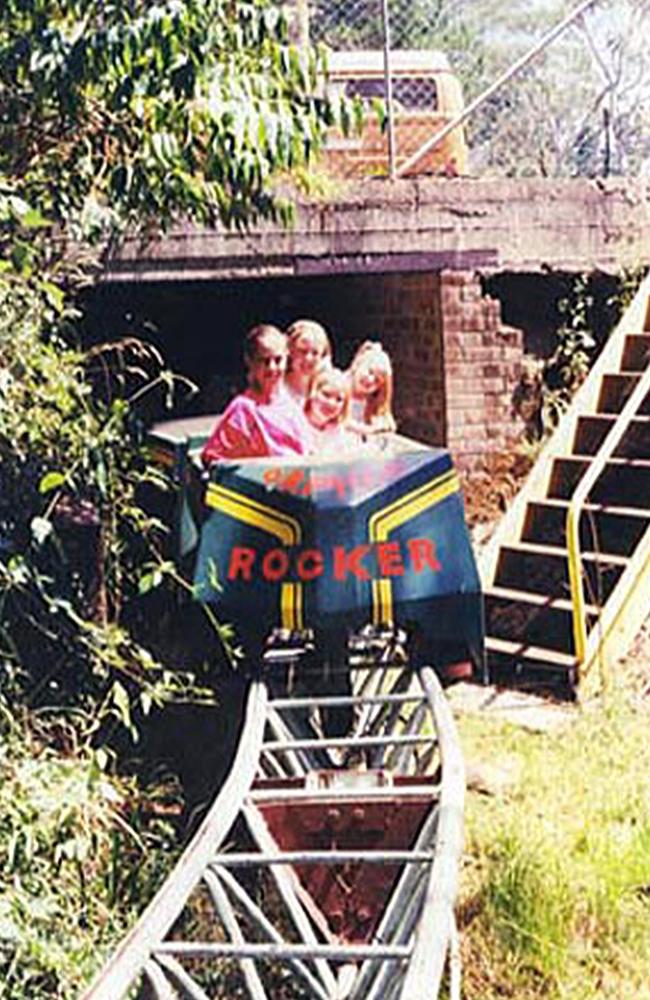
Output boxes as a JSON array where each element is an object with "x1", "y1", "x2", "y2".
[
  {"x1": 0, "y1": 10, "x2": 349, "y2": 992},
  {"x1": 0, "y1": 0, "x2": 338, "y2": 238},
  {"x1": 0, "y1": 0, "x2": 343, "y2": 725}
]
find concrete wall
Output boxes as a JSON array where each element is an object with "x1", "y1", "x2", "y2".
[
  {"x1": 99, "y1": 174, "x2": 646, "y2": 467},
  {"x1": 104, "y1": 177, "x2": 650, "y2": 283}
]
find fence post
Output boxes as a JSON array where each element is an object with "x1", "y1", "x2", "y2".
[
  {"x1": 292, "y1": 0, "x2": 310, "y2": 48},
  {"x1": 381, "y1": 0, "x2": 397, "y2": 180}
]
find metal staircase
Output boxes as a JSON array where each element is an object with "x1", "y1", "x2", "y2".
[{"x1": 481, "y1": 272, "x2": 650, "y2": 688}]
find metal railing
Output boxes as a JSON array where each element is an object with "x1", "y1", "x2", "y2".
[
  {"x1": 81, "y1": 682, "x2": 268, "y2": 1000},
  {"x1": 82, "y1": 648, "x2": 466, "y2": 999},
  {"x1": 396, "y1": 0, "x2": 602, "y2": 177},
  {"x1": 292, "y1": 0, "x2": 606, "y2": 180},
  {"x1": 401, "y1": 666, "x2": 465, "y2": 1000},
  {"x1": 566, "y1": 361, "x2": 650, "y2": 670}
]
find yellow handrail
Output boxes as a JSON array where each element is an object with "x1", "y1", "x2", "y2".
[{"x1": 567, "y1": 360, "x2": 650, "y2": 668}]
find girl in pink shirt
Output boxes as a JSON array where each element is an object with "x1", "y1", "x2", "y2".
[{"x1": 202, "y1": 325, "x2": 309, "y2": 464}]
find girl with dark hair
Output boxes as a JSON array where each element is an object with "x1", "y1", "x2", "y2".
[{"x1": 201, "y1": 325, "x2": 309, "y2": 464}]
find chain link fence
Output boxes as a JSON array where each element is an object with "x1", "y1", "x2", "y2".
[
  {"x1": 287, "y1": 0, "x2": 640, "y2": 182},
  {"x1": 292, "y1": 0, "x2": 468, "y2": 179}
]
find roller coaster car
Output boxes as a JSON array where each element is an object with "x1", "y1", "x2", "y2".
[{"x1": 148, "y1": 417, "x2": 485, "y2": 680}]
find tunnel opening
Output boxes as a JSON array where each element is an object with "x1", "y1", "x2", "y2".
[
  {"x1": 79, "y1": 267, "x2": 629, "y2": 467},
  {"x1": 81, "y1": 274, "x2": 401, "y2": 412},
  {"x1": 481, "y1": 270, "x2": 623, "y2": 359},
  {"x1": 79, "y1": 270, "x2": 449, "y2": 445}
]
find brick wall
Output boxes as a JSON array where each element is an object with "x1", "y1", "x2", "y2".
[
  {"x1": 439, "y1": 271, "x2": 524, "y2": 469},
  {"x1": 293, "y1": 267, "x2": 525, "y2": 469},
  {"x1": 369, "y1": 269, "x2": 524, "y2": 469},
  {"x1": 364, "y1": 272, "x2": 447, "y2": 446}
]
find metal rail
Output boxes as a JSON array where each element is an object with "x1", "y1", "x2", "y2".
[
  {"x1": 396, "y1": 0, "x2": 603, "y2": 177},
  {"x1": 81, "y1": 682, "x2": 268, "y2": 1000},
  {"x1": 567, "y1": 362, "x2": 650, "y2": 668},
  {"x1": 82, "y1": 636, "x2": 465, "y2": 1000},
  {"x1": 401, "y1": 667, "x2": 465, "y2": 999}
]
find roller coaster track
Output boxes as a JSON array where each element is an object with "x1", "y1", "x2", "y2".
[{"x1": 83, "y1": 632, "x2": 465, "y2": 1000}]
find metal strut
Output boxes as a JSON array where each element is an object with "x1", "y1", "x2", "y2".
[{"x1": 82, "y1": 626, "x2": 465, "y2": 1000}]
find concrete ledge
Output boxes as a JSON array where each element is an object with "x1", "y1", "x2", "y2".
[{"x1": 103, "y1": 177, "x2": 650, "y2": 283}]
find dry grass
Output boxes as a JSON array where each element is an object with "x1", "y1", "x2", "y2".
[{"x1": 454, "y1": 636, "x2": 650, "y2": 1000}]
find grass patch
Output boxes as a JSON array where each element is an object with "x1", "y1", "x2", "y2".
[{"x1": 456, "y1": 692, "x2": 650, "y2": 999}]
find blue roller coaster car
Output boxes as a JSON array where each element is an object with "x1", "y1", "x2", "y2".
[{"x1": 148, "y1": 417, "x2": 485, "y2": 681}]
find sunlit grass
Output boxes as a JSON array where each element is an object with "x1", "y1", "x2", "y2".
[{"x1": 456, "y1": 690, "x2": 650, "y2": 999}]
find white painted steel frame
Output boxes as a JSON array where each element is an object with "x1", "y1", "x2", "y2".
[{"x1": 82, "y1": 661, "x2": 464, "y2": 1000}]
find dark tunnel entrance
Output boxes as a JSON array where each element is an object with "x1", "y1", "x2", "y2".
[
  {"x1": 78, "y1": 267, "x2": 630, "y2": 463},
  {"x1": 481, "y1": 270, "x2": 623, "y2": 359},
  {"x1": 80, "y1": 274, "x2": 392, "y2": 415}
]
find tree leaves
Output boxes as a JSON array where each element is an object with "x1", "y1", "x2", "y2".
[{"x1": 0, "y1": 0, "x2": 341, "y2": 238}]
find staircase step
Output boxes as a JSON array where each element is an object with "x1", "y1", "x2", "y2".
[
  {"x1": 485, "y1": 586, "x2": 597, "y2": 655},
  {"x1": 522, "y1": 498, "x2": 650, "y2": 555},
  {"x1": 487, "y1": 584, "x2": 597, "y2": 614},
  {"x1": 483, "y1": 286, "x2": 650, "y2": 691},
  {"x1": 621, "y1": 334, "x2": 650, "y2": 372},
  {"x1": 598, "y1": 373, "x2": 650, "y2": 415},
  {"x1": 485, "y1": 635, "x2": 577, "y2": 674},
  {"x1": 548, "y1": 455, "x2": 650, "y2": 508},
  {"x1": 494, "y1": 542, "x2": 626, "y2": 602},
  {"x1": 573, "y1": 414, "x2": 650, "y2": 460}
]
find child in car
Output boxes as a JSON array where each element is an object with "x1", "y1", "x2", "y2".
[
  {"x1": 346, "y1": 341, "x2": 397, "y2": 440},
  {"x1": 303, "y1": 365, "x2": 354, "y2": 455},
  {"x1": 201, "y1": 325, "x2": 309, "y2": 464},
  {"x1": 284, "y1": 320, "x2": 333, "y2": 406}
]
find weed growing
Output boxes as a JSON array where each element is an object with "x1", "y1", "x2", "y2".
[
  {"x1": 457, "y1": 690, "x2": 650, "y2": 999},
  {"x1": 0, "y1": 702, "x2": 182, "y2": 998}
]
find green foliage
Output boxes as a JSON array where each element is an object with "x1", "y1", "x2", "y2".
[
  {"x1": 0, "y1": 263, "x2": 220, "y2": 994},
  {"x1": 0, "y1": 2, "x2": 358, "y2": 991},
  {"x1": 467, "y1": 0, "x2": 650, "y2": 178},
  {"x1": 541, "y1": 268, "x2": 646, "y2": 431},
  {"x1": 513, "y1": 268, "x2": 646, "y2": 442},
  {"x1": 539, "y1": 275, "x2": 597, "y2": 430},
  {"x1": 0, "y1": 272, "x2": 215, "y2": 742},
  {"x1": 0, "y1": 0, "x2": 341, "y2": 237},
  {"x1": 485, "y1": 836, "x2": 573, "y2": 982},
  {"x1": 0, "y1": 702, "x2": 181, "y2": 999}
]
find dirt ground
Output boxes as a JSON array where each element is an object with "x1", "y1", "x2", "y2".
[{"x1": 462, "y1": 450, "x2": 534, "y2": 553}]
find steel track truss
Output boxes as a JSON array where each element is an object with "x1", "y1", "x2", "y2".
[{"x1": 83, "y1": 631, "x2": 465, "y2": 1000}]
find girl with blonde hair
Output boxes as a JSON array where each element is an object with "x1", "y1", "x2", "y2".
[
  {"x1": 346, "y1": 340, "x2": 396, "y2": 439},
  {"x1": 284, "y1": 319, "x2": 333, "y2": 404},
  {"x1": 303, "y1": 365, "x2": 353, "y2": 455}
]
